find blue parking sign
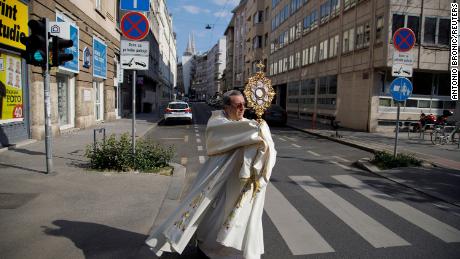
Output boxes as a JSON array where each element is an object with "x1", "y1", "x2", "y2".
[
  {"x1": 120, "y1": 0, "x2": 149, "y2": 12},
  {"x1": 390, "y1": 77, "x2": 413, "y2": 101}
]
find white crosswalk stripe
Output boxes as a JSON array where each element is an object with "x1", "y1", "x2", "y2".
[
  {"x1": 333, "y1": 175, "x2": 460, "y2": 243},
  {"x1": 290, "y1": 175, "x2": 410, "y2": 248},
  {"x1": 265, "y1": 184, "x2": 335, "y2": 255}
]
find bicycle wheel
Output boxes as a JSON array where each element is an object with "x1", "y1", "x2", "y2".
[{"x1": 431, "y1": 131, "x2": 440, "y2": 144}]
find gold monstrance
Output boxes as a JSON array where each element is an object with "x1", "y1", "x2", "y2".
[{"x1": 244, "y1": 62, "x2": 275, "y2": 122}]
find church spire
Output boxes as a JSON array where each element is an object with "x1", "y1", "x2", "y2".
[{"x1": 184, "y1": 33, "x2": 195, "y2": 56}]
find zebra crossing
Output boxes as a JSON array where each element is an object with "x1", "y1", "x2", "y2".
[{"x1": 264, "y1": 174, "x2": 460, "y2": 256}]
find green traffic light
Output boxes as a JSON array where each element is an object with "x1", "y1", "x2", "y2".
[{"x1": 33, "y1": 51, "x2": 44, "y2": 62}]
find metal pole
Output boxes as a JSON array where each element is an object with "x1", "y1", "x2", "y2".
[
  {"x1": 43, "y1": 18, "x2": 53, "y2": 174},
  {"x1": 394, "y1": 102, "x2": 401, "y2": 157},
  {"x1": 132, "y1": 70, "x2": 136, "y2": 166}
]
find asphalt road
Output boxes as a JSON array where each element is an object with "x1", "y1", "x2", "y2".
[{"x1": 146, "y1": 102, "x2": 460, "y2": 259}]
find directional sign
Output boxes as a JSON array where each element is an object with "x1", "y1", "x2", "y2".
[
  {"x1": 393, "y1": 28, "x2": 416, "y2": 52},
  {"x1": 121, "y1": 11, "x2": 149, "y2": 41},
  {"x1": 390, "y1": 77, "x2": 413, "y2": 101},
  {"x1": 120, "y1": 0, "x2": 149, "y2": 12},
  {"x1": 392, "y1": 64, "x2": 413, "y2": 77}
]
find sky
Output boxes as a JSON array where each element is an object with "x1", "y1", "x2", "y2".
[{"x1": 165, "y1": 0, "x2": 240, "y2": 60}]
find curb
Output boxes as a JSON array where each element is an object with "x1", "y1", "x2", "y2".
[
  {"x1": 356, "y1": 158, "x2": 460, "y2": 208},
  {"x1": 286, "y1": 124, "x2": 451, "y2": 170},
  {"x1": 150, "y1": 162, "x2": 187, "y2": 230}
]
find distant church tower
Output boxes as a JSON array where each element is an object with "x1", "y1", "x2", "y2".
[{"x1": 182, "y1": 33, "x2": 196, "y2": 95}]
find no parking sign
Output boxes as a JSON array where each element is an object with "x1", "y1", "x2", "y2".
[{"x1": 121, "y1": 11, "x2": 149, "y2": 41}]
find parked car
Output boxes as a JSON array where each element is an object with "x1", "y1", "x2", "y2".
[
  {"x1": 164, "y1": 101, "x2": 193, "y2": 124},
  {"x1": 244, "y1": 104, "x2": 287, "y2": 125}
]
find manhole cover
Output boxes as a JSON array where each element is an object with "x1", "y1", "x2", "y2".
[{"x1": 0, "y1": 193, "x2": 39, "y2": 209}]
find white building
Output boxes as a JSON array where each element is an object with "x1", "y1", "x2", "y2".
[
  {"x1": 206, "y1": 37, "x2": 227, "y2": 97},
  {"x1": 182, "y1": 33, "x2": 197, "y2": 96},
  {"x1": 151, "y1": 0, "x2": 177, "y2": 104}
]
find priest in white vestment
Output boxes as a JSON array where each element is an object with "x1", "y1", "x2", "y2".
[{"x1": 146, "y1": 90, "x2": 277, "y2": 259}]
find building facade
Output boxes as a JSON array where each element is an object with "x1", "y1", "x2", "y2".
[
  {"x1": 266, "y1": 0, "x2": 456, "y2": 132},
  {"x1": 25, "y1": 0, "x2": 121, "y2": 142},
  {"x1": 205, "y1": 37, "x2": 227, "y2": 98}
]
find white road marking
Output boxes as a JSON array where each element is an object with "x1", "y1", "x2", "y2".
[
  {"x1": 197, "y1": 146, "x2": 203, "y2": 151},
  {"x1": 330, "y1": 161, "x2": 351, "y2": 170},
  {"x1": 195, "y1": 133, "x2": 200, "y2": 137},
  {"x1": 197, "y1": 138, "x2": 201, "y2": 143},
  {"x1": 290, "y1": 175, "x2": 410, "y2": 248},
  {"x1": 195, "y1": 129, "x2": 199, "y2": 133},
  {"x1": 278, "y1": 137, "x2": 287, "y2": 142},
  {"x1": 199, "y1": 156, "x2": 206, "y2": 164},
  {"x1": 186, "y1": 125, "x2": 190, "y2": 129},
  {"x1": 184, "y1": 135, "x2": 189, "y2": 143},
  {"x1": 265, "y1": 184, "x2": 335, "y2": 255},
  {"x1": 286, "y1": 137, "x2": 297, "y2": 141},
  {"x1": 333, "y1": 175, "x2": 460, "y2": 243},
  {"x1": 333, "y1": 156, "x2": 351, "y2": 162},
  {"x1": 292, "y1": 144, "x2": 301, "y2": 148},
  {"x1": 307, "y1": 150, "x2": 321, "y2": 157},
  {"x1": 181, "y1": 157, "x2": 188, "y2": 165}
]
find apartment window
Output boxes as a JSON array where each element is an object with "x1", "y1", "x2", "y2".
[
  {"x1": 330, "y1": 0, "x2": 340, "y2": 16},
  {"x1": 253, "y1": 36, "x2": 262, "y2": 49},
  {"x1": 278, "y1": 59, "x2": 283, "y2": 73},
  {"x1": 311, "y1": 10, "x2": 318, "y2": 29},
  {"x1": 342, "y1": 28, "x2": 354, "y2": 53},
  {"x1": 320, "y1": 1, "x2": 331, "y2": 23},
  {"x1": 438, "y1": 18, "x2": 450, "y2": 45},
  {"x1": 328, "y1": 75, "x2": 337, "y2": 94},
  {"x1": 290, "y1": 26, "x2": 296, "y2": 43},
  {"x1": 364, "y1": 22, "x2": 371, "y2": 47},
  {"x1": 283, "y1": 57, "x2": 288, "y2": 72},
  {"x1": 344, "y1": 0, "x2": 357, "y2": 11},
  {"x1": 329, "y1": 35, "x2": 339, "y2": 58},
  {"x1": 356, "y1": 24, "x2": 364, "y2": 49},
  {"x1": 289, "y1": 55, "x2": 294, "y2": 70},
  {"x1": 424, "y1": 17, "x2": 436, "y2": 44},
  {"x1": 392, "y1": 14, "x2": 405, "y2": 36},
  {"x1": 274, "y1": 62, "x2": 278, "y2": 74},
  {"x1": 302, "y1": 48, "x2": 308, "y2": 66},
  {"x1": 319, "y1": 39, "x2": 328, "y2": 61},
  {"x1": 309, "y1": 45, "x2": 317, "y2": 63},
  {"x1": 270, "y1": 63, "x2": 274, "y2": 75},
  {"x1": 375, "y1": 16, "x2": 384, "y2": 43},
  {"x1": 407, "y1": 16, "x2": 420, "y2": 41},
  {"x1": 264, "y1": 33, "x2": 269, "y2": 47},
  {"x1": 319, "y1": 77, "x2": 327, "y2": 94},
  {"x1": 295, "y1": 52, "x2": 301, "y2": 67},
  {"x1": 254, "y1": 11, "x2": 264, "y2": 24},
  {"x1": 296, "y1": 22, "x2": 302, "y2": 39}
]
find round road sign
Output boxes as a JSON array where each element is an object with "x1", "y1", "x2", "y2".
[
  {"x1": 393, "y1": 28, "x2": 416, "y2": 52},
  {"x1": 390, "y1": 77, "x2": 413, "y2": 102},
  {"x1": 121, "y1": 11, "x2": 149, "y2": 41}
]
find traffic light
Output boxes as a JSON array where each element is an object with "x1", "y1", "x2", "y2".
[
  {"x1": 50, "y1": 36, "x2": 73, "y2": 67},
  {"x1": 20, "y1": 18, "x2": 48, "y2": 67}
]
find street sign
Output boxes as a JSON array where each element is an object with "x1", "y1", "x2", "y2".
[
  {"x1": 121, "y1": 40, "x2": 149, "y2": 70},
  {"x1": 392, "y1": 64, "x2": 413, "y2": 77},
  {"x1": 49, "y1": 21, "x2": 70, "y2": 39},
  {"x1": 120, "y1": 0, "x2": 149, "y2": 12},
  {"x1": 121, "y1": 11, "x2": 149, "y2": 41},
  {"x1": 121, "y1": 40, "x2": 149, "y2": 56},
  {"x1": 390, "y1": 77, "x2": 413, "y2": 101},
  {"x1": 393, "y1": 51, "x2": 413, "y2": 65},
  {"x1": 393, "y1": 28, "x2": 416, "y2": 52}
]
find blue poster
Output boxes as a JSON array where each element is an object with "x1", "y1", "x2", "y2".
[
  {"x1": 93, "y1": 36, "x2": 107, "y2": 79},
  {"x1": 56, "y1": 17, "x2": 79, "y2": 73}
]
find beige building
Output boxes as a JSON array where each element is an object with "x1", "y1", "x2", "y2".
[
  {"x1": 267, "y1": 0, "x2": 456, "y2": 132},
  {"x1": 28, "y1": 0, "x2": 121, "y2": 140}
]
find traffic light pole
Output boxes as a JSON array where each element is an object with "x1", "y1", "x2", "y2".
[{"x1": 43, "y1": 18, "x2": 53, "y2": 174}]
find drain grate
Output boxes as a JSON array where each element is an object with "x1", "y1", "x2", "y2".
[{"x1": 0, "y1": 193, "x2": 39, "y2": 209}]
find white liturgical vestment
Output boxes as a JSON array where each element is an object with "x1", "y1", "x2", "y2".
[{"x1": 145, "y1": 110, "x2": 277, "y2": 259}]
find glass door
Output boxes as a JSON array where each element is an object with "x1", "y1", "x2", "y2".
[{"x1": 94, "y1": 81, "x2": 104, "y2": 121}]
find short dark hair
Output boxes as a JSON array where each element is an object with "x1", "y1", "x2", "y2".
[{"x1": 222, "y1": 90, "x2": 243, "y2": 106}]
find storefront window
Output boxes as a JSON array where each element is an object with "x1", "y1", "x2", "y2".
[{"x1": 57, "y1": 74, "x2": 70, "y2": 126}]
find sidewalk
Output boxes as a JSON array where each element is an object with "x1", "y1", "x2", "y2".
[
  {"x1": 287, "y1": 117, "x2": 460, "y2": 207},
  {"x1": 0, "y1": 113, "x2": 178, "y2": 259}
]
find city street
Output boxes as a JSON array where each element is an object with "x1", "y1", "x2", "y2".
[{"x1": 147, "y1": 102, "x2": 460, "y2": 258}]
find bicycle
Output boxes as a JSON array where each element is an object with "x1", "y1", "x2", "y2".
[{"x1": 431, "y1": 125, "x2": 459, "y2": 145}]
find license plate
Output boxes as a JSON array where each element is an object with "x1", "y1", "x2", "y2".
[{"x1": 173, "y1": 112, "x2": 185, "y2": 115}]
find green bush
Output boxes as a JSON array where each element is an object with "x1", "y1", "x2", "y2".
[
  {"x1": 85, "y1": 133, "x2": 175, "y2": 173},
  {"x1": 370, "y1": 151, "x2": 422, "y2": 170}
]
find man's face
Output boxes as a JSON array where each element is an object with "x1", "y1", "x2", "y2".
[{"x1": 225, "y1": 95, "x2": 245, "y2": 121}]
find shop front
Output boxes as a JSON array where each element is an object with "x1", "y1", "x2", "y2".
[{"x1": 0, "y1": 0, "x2": 30, "y2": 147}]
